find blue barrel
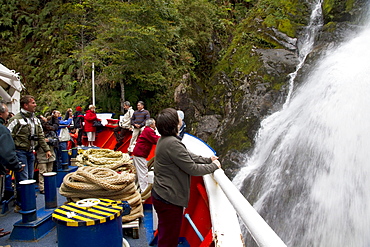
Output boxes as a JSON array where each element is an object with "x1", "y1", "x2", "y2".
[
  {"x1": 52, "y1": 198, "x2": 131, "y2": 247},
  {"x1": 71, "y1": 147, "x2": 78, "y2": 158}
]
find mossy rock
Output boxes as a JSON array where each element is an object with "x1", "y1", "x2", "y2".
[{"x1": 322, "y1": 0, "x2": 365, "y2": 22}]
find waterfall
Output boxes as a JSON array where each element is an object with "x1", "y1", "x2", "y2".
[
  {"x1": 233, "y1": 3, "x2": 370, "y2": 247},
  {"x1": 285, "y1": 0, "x2": 323, "y2": 105}
]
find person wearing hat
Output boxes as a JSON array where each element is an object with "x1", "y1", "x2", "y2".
[{"x1": 73, "y1": 106, "x2": 84, "y2": 147}]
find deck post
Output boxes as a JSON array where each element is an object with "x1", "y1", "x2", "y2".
[
  {"x1": 44, "y1": 172, "x2": 58, "y2": 209},
  {"x1": 71, "y1": 147, "x2": 78, "y2": 158},
  {"x1": 61, "y1": 149, "x2": 69, "y2": 170},
  {"x1": 19, "y1": 179, "x2": 37, "y2": 223}
]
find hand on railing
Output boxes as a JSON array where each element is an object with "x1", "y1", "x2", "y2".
[
  {"x1": 210, "y1": 156, "x2": 219, "y2": 161},
  {"x1": 212, "y1": 159, "x2": 221, "y2": 168}
]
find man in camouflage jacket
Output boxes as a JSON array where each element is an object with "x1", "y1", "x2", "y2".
[{"x1": 7, "y1": 95, "x2": 51, "y2": 181}]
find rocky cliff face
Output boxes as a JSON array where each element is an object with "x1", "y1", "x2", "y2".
[{"x1": 175, "y1": 0, "x2": 368, "y2": 176}]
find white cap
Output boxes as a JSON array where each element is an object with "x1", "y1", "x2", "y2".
[{"x1": 177, "y1": 110, "x2": 184, "y2": 120}]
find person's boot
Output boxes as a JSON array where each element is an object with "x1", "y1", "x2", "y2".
[{"x1": 14, "y1": 205, "x2": 21, "y2": 213}]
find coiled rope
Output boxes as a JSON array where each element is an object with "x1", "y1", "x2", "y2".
[
  {"x1": 59, "y1": 149, "x2": 144, "y2": 222},
  {"x1": 75, "y1": 149, "x2": 134, "y2": 173},
  {"x1": 60, "y1": 166, "x2": 143, "y2": 222}
]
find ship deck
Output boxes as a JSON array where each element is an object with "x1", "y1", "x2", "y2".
[{"x1": 0, "y1": 188, "x2": 153, "y2": 247}]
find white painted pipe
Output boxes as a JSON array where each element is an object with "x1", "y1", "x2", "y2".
[
  {"x1": 212, "y1": 169, "x2": 287, "y2": 247},
  {"x1": 92, "y1": 63, "x2": 95, "y2": 106},
  {"x1": 0, "y1": 86, "x2": 11, "y2": 101},
  {"x1": 0, "y1": 69, "x2": 19, "y2": 80}
]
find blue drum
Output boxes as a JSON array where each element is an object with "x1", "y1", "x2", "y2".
[{"x1": 52, "y1": 198, "x2": 130, "y2": 247}]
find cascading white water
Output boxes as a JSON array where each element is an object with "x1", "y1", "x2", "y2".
[
  {"x1": 285, "y1": 0, "x2": 323, "y2": 105},
  {"x1": 233, "y1": 5, "x2": 370, "y2": 247}
]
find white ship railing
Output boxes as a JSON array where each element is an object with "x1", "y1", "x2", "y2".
[
  {"x1": 0, "y1": 63, "x2": 23, "y2": 113},
  {"x1": 210, "y1": 169, "x2": 287, "y2": 247},
  {"x1": 182, "y1": 133, "x2": 287, "y2": 247}
]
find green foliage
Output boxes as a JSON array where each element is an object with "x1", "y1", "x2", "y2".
[
  {"x1": 323, "y1": 0, "x2": 335, "y2": 16},
  {"x1": 208, "y1": 119, "x2": 253, "y2": 159},
  {"x1": 0, "y1": 0, "x2": 236, "y2": 115},
  {"x1": 96, "y1": 84, "x2": 121, "y2": 114},
  {"x1": 204, "y1": 0, "x2": 309, "y2": 115},
  {"x1": 0, "y1": 0, "x2": 89, "y2": 108},
  {"x1": 345, "y1": 0, "x2": 356, "y2": 11},
  {"x1": 0, "y1": 0, "x2": 305, "y2": 119},
  {"x1": 37, "y1": 80, "x2": 90, "y2": 115},
  {"x1": 257, "y1": 0, "x2": 307, "y2": 37},
  {"x1": 322, "y1": 0, "x2": 358, "y2": 22}
]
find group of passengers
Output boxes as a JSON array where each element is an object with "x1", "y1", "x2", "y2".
[
  {"x1": 113, "y1": 100, "x2": 156, "y2": 193},
  {"x1": 116, "y1": 102, "x2": 221, "y2": 247},
  {"x1": 1, "y1": 95, "x2": 222, "y2": 246},
  {"x1": 4, "y1": 96, "x2": 98, "y2": 197}
]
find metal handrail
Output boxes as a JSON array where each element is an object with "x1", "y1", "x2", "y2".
[
  {"x1": 0, "y1": 68, "x2": 20, "y2": 81},
  {"x1": 212, "y1": 169, "x2": 287, "y2": 247}
]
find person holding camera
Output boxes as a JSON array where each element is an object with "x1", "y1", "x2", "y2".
[
  {"x1": 7, "y1": 95, "x2": 51, "y2": 211},
  {"x1": 36, "y1": 115, "x2": 58, "y2": 194}
]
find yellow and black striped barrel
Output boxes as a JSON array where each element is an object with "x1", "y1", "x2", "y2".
[
  {"x1": 52, "y1": 199, "x2": 130, "y2": 247},
  {"x1": 52, "y1": 198, "x2": 128, "y2": 227}
]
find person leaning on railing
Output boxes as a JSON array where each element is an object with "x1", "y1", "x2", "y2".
[{"x1": 151, "y1": 108, "x2": 221, "y2": 247}]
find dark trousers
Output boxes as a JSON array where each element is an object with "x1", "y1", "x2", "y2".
[
  {"x1": 152, "y1": 195, "x2": 183, "y2": 247},
  {"x1": 15, "y1": 150, "x2": 35, "y2": 205},
  {"x1": 15, "y1": 150, "x2": 35, "y2": 181},
  {"x1": 113, "y1": 127, "x2": 130, "y2": 150},
  {"x1": 56, "y1": 141, "x2": 67, "y2": 170},
  {"x1": 77, "y1": 128, "x2": 84, "y2": 145}
]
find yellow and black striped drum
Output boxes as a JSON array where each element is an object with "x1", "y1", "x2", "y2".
[{"x1": 52, "y1": 198, "x2": 130, "y2": 247}]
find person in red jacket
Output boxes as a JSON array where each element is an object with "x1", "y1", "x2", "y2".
[
  {"x1": 84, "y1": 105, "x2": 98, "y2": 147},
  {"x1": 132, "y1": 118, "x2": 160, "y2": 192}
]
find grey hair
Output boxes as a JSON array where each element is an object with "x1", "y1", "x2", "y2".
[
  {"x1": 145, "y1": 118, "x2": 155, "y2": 127},
  {"x1": 123, "y1": 101, "x2": 131, "y2": 107},
  {"x1": 0, "y1": 100, "x2": 6, "y2": 113}
]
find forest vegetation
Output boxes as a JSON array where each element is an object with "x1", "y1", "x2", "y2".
[
  {"x1": 1, "y1": 0, "x2": 238, "y2": 114},
  {"x1": 1, "y1": 0, "x2": 362, "y2": 168}
]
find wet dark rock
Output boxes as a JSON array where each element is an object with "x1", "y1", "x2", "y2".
[{"x1": 175, "y1": 0, "x2": 368, "y2": 171}]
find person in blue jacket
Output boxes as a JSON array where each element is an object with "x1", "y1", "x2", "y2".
[{"x1": 54, "y1": 110, "x2": 72, "y2": 170}]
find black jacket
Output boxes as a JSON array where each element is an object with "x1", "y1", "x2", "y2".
[
  {"x1": 73, "y1": 111, "x2": 84, "y2": 129},
  {"x1": 0, "y1": 117, "x2": 22, "y2": 175}
]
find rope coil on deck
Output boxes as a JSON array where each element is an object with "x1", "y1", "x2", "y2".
[
  {"x1": 75, "y1": 149, "x2": 135, "y2": 173},
  {"x1": 59, "y1": 165, "x2": 143, "y2": 223}
]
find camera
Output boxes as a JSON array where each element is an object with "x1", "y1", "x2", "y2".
[{"x1": 29, "y1": 134, "x2": 39, "y2": 141}]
